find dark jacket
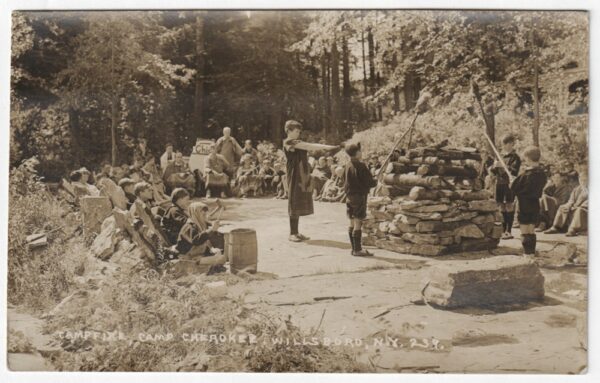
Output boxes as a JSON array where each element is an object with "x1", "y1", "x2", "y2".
[
  {"x1": 175, "y1": 221, "x2": 213, "y2": 255},
  {"x1": 510, "y1": 166, "x2": 547, "y2": 221},
  {"x1": 161, "y1": 204, "x2": 188, "y2": 245},
  {"x1": 344, "y1": 158, "x2": 377, "y2": 196},
  {"x1": 492, "y1": 150, "x2": 521, "y2": 185}
]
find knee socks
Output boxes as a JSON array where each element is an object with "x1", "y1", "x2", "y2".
[
  {"x1": 348, "y1": 227, "x2": 355, "y2": 251},
  {"x1": 290, "y1": 217, "x2": 299, "y2": 235},
  {"x1": 352, "y1": 230, "x2": 362, "y2": 252},
  {"x1": 521, "y1": 234, "x2": 537, "y2": 254},
  {"x1": 502, "y1": 212, "x2": 515, "y2": 233}
]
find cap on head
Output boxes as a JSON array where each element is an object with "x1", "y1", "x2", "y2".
[
  {"x1": 170, "y1": 187, "x2": 190, "y2": 204},
  {"x1": 133, "y1": 182, "x2": 151, "y2": 196},
  {"x1": 345, "y1": 143, "x2": 361, "y2": 157},
  {"x1": 118, "y1": 178, "x2": 135, "y2": 188},
  {"x1": 284, "y1": 120, "x2": 303, "y2": 134}
]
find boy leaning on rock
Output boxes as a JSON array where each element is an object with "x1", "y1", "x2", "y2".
[
  {"x1": 509, "y1": 146, "x2": 547, "y2": 256},
  {"x1": 344, "y1": 143, "x2": 378, "y2": 257}
]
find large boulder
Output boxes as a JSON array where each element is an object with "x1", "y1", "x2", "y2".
[
  {"x1": 90, "y1": 216, "x2": 119, "y2": 260},
  {"x1": 422, "y1": 255, "x2": 545, "y2": 309},
  {"x1": 80, "y1": 196, "x2": 113, "y2": 236}
]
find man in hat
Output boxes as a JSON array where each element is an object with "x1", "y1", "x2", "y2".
[{"x1": 215, "y1": 127, "x2": 243, "y2": 172}]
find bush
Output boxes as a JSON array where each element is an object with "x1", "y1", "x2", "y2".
[{"x1": 7, "y1": 164, "x2": 81, "y2": 311}]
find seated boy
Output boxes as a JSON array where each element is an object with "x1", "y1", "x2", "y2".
[
  {"x1": 162, "y1": 188, "x2": 192, "y2": 245},
  {"x1": 538, "y1": 169, "x2": 576, "y2": 231},
  {"x1": 544, "y1": 168, "x2": 588, "y2": 236},
  {"x1": 510, "y1": 146, "x2": 547, "y2": 255},
  {"x1": 344, "y1": 143, "x2": 377, "y2": 256},
  {"x1": 118, "y1": 178, "x2": 137, "y2": 209}
]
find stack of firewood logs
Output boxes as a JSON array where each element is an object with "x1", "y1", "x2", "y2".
[{"x1": 363, "y1": 145, "x2": 502, "y2": 256}]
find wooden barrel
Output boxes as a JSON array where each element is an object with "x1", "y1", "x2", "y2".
[{"x1": 225, "y1": 228, "x2": 258, "y2": 274}]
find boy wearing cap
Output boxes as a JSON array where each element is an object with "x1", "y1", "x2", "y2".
[
  {"x1": 490, "y1": 134, "x2": 521, "y2": 239},
  {"x1": 344, "y1": 143, "x2": 377, "y2": 256},
  {"x1": 510, "y1": 146, "x2": 547, "y2": 256},
  {"x1": 162, "y1": 188, "x2": 192, "y2": 245}
]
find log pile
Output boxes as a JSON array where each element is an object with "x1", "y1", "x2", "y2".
[{"x1": 363, "y1": 145, "x2": 501, "y2": 256}]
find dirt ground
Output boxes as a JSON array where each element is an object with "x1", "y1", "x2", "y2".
[
  {"x1": 7, "y1": 197, "x2": 588, "y2": 373},
  {"x1": 221, "y1": 197, "x2": 588, "y2": 373}
]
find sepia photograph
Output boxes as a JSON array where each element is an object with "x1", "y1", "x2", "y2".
[{"x1": 4, "y1": 4, "x2": 591, "y2": 376}]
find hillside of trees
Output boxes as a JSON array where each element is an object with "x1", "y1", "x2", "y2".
[{"x1": 11, "y1": 10, "x2": 588, "y2": 180}]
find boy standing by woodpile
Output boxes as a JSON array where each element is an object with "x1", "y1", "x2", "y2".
[
  {"x1": 283, "y1": 120, "x2": 338, "y2": 242},
  {"x1": 510, "y1": 146, "x2": 547, "y2": 256},
  {"x1": 490, "y1": 134, "x2": 521, "y2": 239},
  {"x1": 344, "y1": 143, "x2": 377, "y2": 256}
]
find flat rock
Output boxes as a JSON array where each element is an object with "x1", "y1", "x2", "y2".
[
  {"x1": 422, "y1": 255, "x2": 545, "y2": 308},
  {"x1": 375, "y1": 237, "x2": 448, "y2": 256},
  {"x1": 401, "y1": 203, "x2": 450, "y2": 214},
  {"x1": 467, "y1": 200, "x2": 499, "y2": 212},
  {"x1": 453, "y1": 223, "x2": 485, "y2": 239}
]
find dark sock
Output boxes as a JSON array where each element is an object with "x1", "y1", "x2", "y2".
[
  {"x1": 521, "y1": 235, "x2": 529, "y2": 253},
  {"x1": 522, "y1": 234, "x2": 536, "y2": 254},
  {"x1": 506, "y1": 212, "x2": 515, "y2": 233},
  {"x1": 501, "y1": 212, "x2": 508, "y2": 232},
  {"x1": 353, "y1": 230, "x2": 362, "y2": 252},
  {"x1": 290, "y1": 217, "x2": 299, "y2": 235},
  {"x1": 348, "y1": 228, "x2": 355, "y2": 252}
]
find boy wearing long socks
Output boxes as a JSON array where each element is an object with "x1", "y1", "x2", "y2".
[
  {"x1": 491, "y1": 134, "x2": 521, "y2": 239},
  {"x1": 510, "y1": 146, "x2": 547, "y2": 256},
  {"x1": 344, "y1": 143, "x2": 377, "y2": 256}
]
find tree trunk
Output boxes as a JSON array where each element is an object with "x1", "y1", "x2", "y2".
[
  {"x1": 367, "y1": 28, "x2": 377, "y2": 121},
  {"x1": 321, "y1": 48, "x2": 330, "y2": 138},
  {"x1": 361, "y1": 30, "x2": 368, "y2": 97},
  {"x1": 392, "y1": 52, "x2": 400, "y2": 113},
  {"x1": 330, "y1": 39, "x2": 341, "y2": 142},
  {"x1": 376, "y1": 71, "x2": 383, "y2": 120},
  {"x1": 194, "y1": 13, "x2": 206, "y2": 137},
  {"x1": 531, "y1": 26, "x2": 540, "y2": 147},
  {"x1": 110, "y1": 29, "x2": 118, "y2": 166},
  {"x1": 111, "y1": 96, "x2": 118, "y2": 166},
  {"x1": 483, "y1": 99, "x2": 496, "y2": 149},
  {"x1": 342, "y1": 36, "x2": 351, "y2": 123},
  {"x1": 532, "y1": 62, "x2": 540, "y2": 147},
  {"x1": 271, "y1": 13, "x2": 284, "y2": 146}
]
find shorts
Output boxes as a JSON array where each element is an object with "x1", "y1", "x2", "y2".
[
  {"x1": 346, "y1": 194, "x2": 368, "y2": 220},
  {"x1": 495, "y1": 183, "x2": 515, "y2": 204},
  {"x1": 517, "y1": 197, "x2": 541, "y2": 225}
]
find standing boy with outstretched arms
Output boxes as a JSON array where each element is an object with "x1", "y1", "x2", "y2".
[
  {"x1": 344, "y1": 143, "x2": 378, "y2": 256},
  {"x1": 283, "y1": 120, "x2": 338, "y2": 242},
  {"x1": 510, "y1": 146, "x2": 547, "y2": 256}
]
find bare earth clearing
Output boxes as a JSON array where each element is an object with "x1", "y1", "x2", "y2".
[{"x1": 8, "y1": 197, "x2": 587, "y2": 373}]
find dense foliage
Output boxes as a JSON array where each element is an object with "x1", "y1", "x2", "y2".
[{"x1": 11, "y1": 10, "x2": 588, "y2": 179}]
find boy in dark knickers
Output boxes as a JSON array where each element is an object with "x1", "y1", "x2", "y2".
[
  {"x1": 490, "y1": 134, "x2": 521, "y2": 239},
  {"x1": 510, "y1": 146, "x2": 547, "y2": 256},
  {"x1": 344, "y1": 143, "x2": 377, "y2": 256}
]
